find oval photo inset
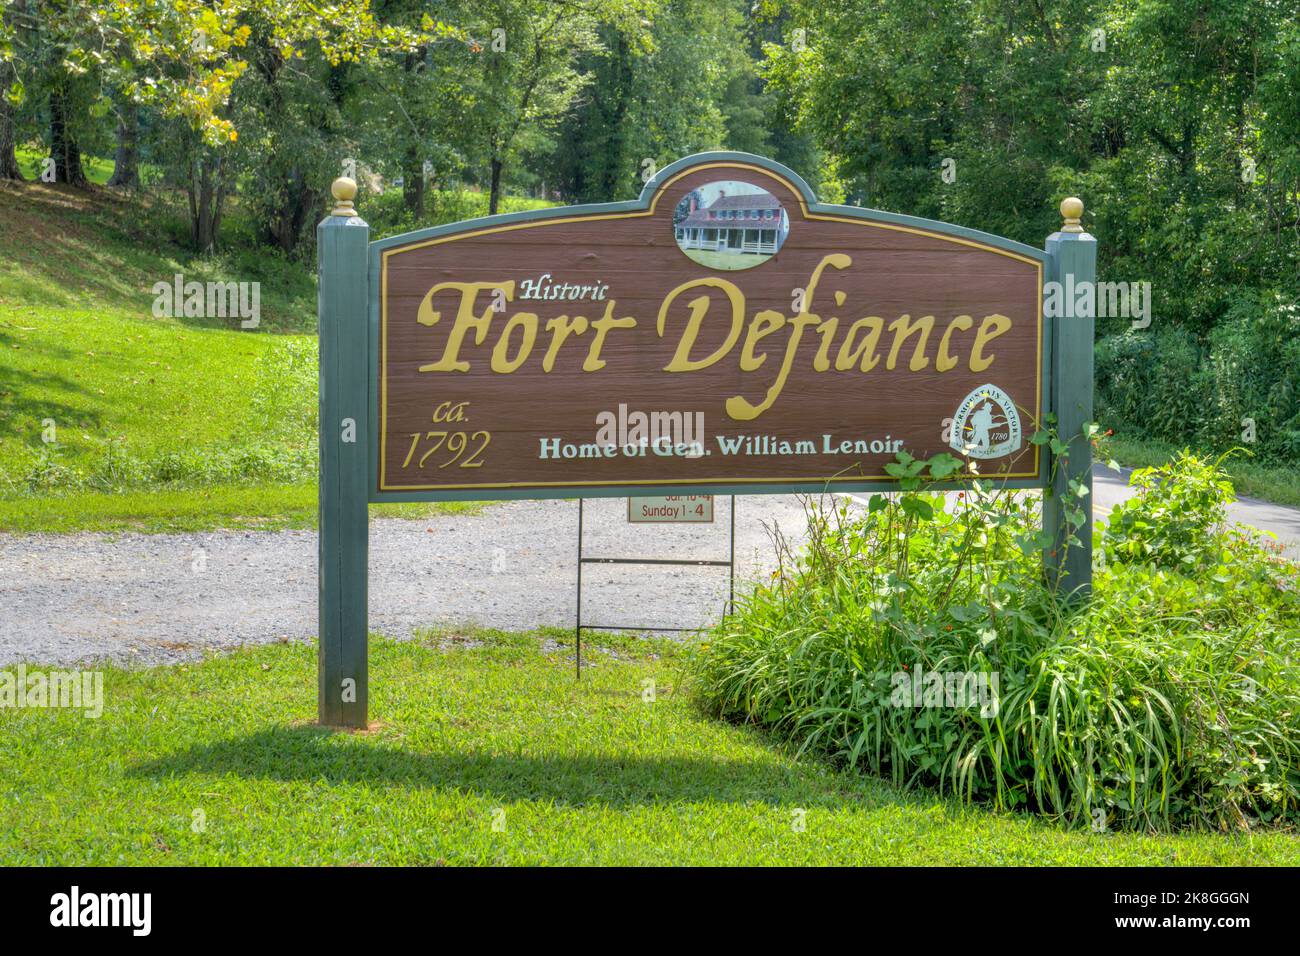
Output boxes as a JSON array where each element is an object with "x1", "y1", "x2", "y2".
[{"x1": 673, "y1": 180, "x2": 789, "y2": 270}]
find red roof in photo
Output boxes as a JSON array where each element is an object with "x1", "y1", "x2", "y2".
[
  {"x1": 679, "y1": 191, "x2": 783, "y2": 228},
  {"x1": 708, "y1": 192, "x2": 780, "y2": 211}
]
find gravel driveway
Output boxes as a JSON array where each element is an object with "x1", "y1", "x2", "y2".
[
  {"x1": 0, "y1": 496, "x2": 812, "y2": 667},
  {"x1": 4, "y1": 468, "x2": 1298, "y2": 668}
]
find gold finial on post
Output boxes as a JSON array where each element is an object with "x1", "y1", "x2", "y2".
[
  {"x1": 1060, "y1": 196, "x2": 1084, "y2": 233},
  {"x1": 330, "y1": 177, "x2": 358, "y2": 217}
]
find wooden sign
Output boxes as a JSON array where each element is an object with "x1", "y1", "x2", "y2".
[
  {"x1": 370, "y1": 154, "x2": 1046, "y2": 500},
  {"x1": 316, "y1": 152, "x2": 1097, "y2": 727},
  {"x1": 628, "y1": 495, "x2": 715, "y2": 523}
]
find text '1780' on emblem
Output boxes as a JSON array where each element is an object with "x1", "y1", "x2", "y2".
[{"x1": 950, "y1": 384, "x2": 1023, "y2": 460}]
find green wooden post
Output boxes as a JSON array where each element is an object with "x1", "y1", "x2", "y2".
[
  {"x1": 317, "y1": 177, "x2": 370, "y2": 727},
  {"x1": 1043, "y1": 197, "x2": 1096, "y2": 602}
]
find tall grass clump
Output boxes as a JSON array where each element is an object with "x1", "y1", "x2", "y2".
[{"x1": 694, "y1": 447, "x2": 1300, "y2": 832}]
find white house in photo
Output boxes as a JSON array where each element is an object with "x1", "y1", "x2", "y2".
[{"x1": 674, "y1": 189, "x2": 789, "y2": 256}]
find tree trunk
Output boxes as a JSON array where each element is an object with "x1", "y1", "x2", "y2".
[
  {"x1": 49, "y1": 89, "x2": 88, "y2": 187},
  {"x1": 188, "y1": 153, "x2": 224, "y2": 252},
  {"x1": 0, "y1": 61, "x2": 21, "y2": 181},
  {"x1": 0, "y1": 94, "x2": 21, "y2": 181},
  {"x1": 489, "y1": 156, "x2": 503, "y2": 216},
  {"x1": 400, "y1": 49, "x2": 426, "y2": 217},
  {"x1": 264, "y1": 168, "x2": 320, "y2": 254},
  {"x1": 106, "y1": 100, "x2": 139, "y2": 189},
  {"x1": 403, "y1": 150, "x2": 425, "y2": 217},
  {"x1": 0, "y1": 2, "x2": 21, "y2": 180},
  {"x1": 0, "y1": 107, "x2": 18, "y2": 179}
]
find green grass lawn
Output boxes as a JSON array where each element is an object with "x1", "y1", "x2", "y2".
[
  {"x1": 0, "y1": 157, "x2": 558, "y2": 533},
  {"x1": 0, "y1": 177, "x2": 319, "y2": 525},
  {"x1": 681, "y1": 247, "x2": 774, "y2": 271},
  {"x1": 2, "y1": 629, "x2": 1295, "y2": 865},
  {"x1": 0, "y1": 484, "x2": 483, "y2": 533},
  {"x1": 15, "y1": 147, "x2": 118, "y2": 185},
  {"x1": 0, "y1": 171, "x2": 496, "y2": 532}
]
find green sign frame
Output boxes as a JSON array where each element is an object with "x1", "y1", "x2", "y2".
[{"x1": 315, "y1": 151, "x2": 1096, "y2": 727}]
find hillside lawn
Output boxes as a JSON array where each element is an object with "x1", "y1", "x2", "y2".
[
  {"x1": 0, "y1": 161, "x2": 551, "y2": 533},
  {"x1": 2, "y1": 629, "x2": 1296, "y2": 866}
]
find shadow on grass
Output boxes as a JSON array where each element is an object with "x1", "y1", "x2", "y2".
[{"x1": 127, "y1": 723, "x2": 887, "y2": 810}]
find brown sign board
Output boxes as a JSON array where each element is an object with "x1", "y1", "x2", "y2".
[{"x1": 370, "y1": 154, "x2": 1045, "y2": 500}]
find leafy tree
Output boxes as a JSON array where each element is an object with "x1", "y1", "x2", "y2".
[
  {"x1": 548, "y1": 0, "x2": 761, "y2": 204},
  {"x1": 761, "y1": 0, "x2": 1299, "y2": 462},
  {"x1": 0, "y1": 1, "x2": 25, "y2": 178},
  {"x1": 450, "y1": 0, "x2": 650, "y2": 214},
  {"x1": 354, "y1": 1, "x2": 469, "y2": 219},
  {"x1": 0, "y1": 0, "x2": 444, "y2": 249}
]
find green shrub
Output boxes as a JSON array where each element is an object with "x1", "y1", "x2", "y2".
[
  {"x1": 250, "y1": 337, "x2": 319, "y2": 441},
  {"x1": 1095, "y1": 326, "x2": 1203, "y2": 444},
  {"x1": 1095, "y1": 293, "x2": 1300, "y2": 465},
  {"x1": 1102, "y1": 451, "x2": 1236, "y2": 571},
  {"x1": 1205, "y1": 294, "x2": 1300, "y2": 460},
  {"x1": 694, "y1": 450, "x2": 1300, "y2": 831},
  {"x1": 365, "y1": 186, "x2": 556, "y2": 242}
]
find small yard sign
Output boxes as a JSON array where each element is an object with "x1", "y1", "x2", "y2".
[{"x1": 628, "y1": 495, "x2": 715, "y2": 523}]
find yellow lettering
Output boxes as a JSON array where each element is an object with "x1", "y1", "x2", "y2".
[
  {"x1": 418, "y1": 280, "x2": 515, "y2": 372},
  {"x1": 813, "y1": 317, "x2": 838, "y2": 372},
  {"x1": 835, "y1": 317, "x2": 884, "y2": 371},
  {"x1": 886, "y1": 314, "x2": 934, "y2": 371},
  {"x1": 542, "y1": 314, "x2": 589, "y2": 372},
  {"x1": 584, "y1": 302, "x2": 636, "y2": 371},
  {"x1": 936, "y1": 315, "x2": 973, "y2": 372},
  {"x1": 431, "y1": 401, "x2": 468, "y2": 423},
  {"x1": 802, "y1": 254, "x2": 852, "y2": 309},
  {"x1": 658, "y1": 278, "x2": 744, "y2": 372},
  {"x1": 740, "y1": 310, "x2": 786, "y2": 371},
  {"x1": 491, "y1": 312, "x2": 538, "y2": 373},
  {"x1": 727, "y1": 253, "x2": 851, "y2": 416},
  {"x1": 726, "y1": 314, "x2": 821, "y2": 420},
  {"x1": 970, "y1": 313, "x2": 1011, "y2": 372}
]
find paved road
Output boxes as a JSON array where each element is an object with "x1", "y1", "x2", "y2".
[
  {"x1": 1092, "y1": 463, "x2": 1300, "y2": 561},
  {"x1": 1, "y1": 469, "x2": 1296, "y2": 667}
]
